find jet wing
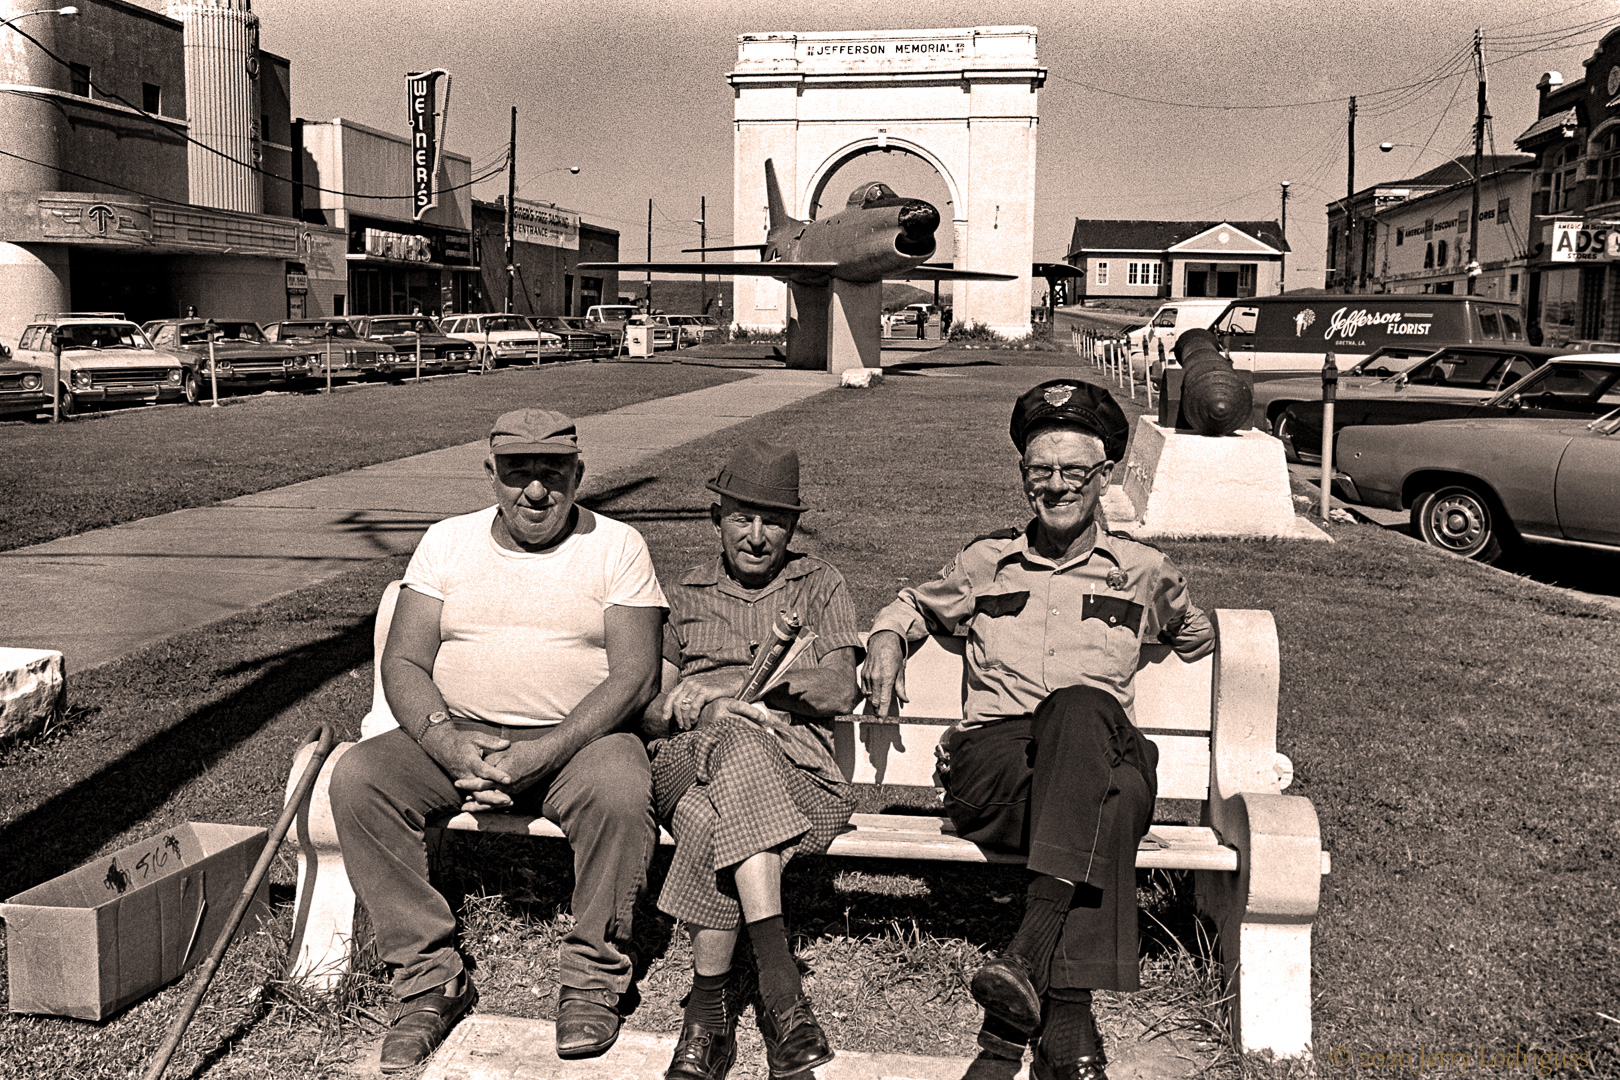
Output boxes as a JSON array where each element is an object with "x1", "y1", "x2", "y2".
[
  {"x1": 888, "y1": 265, "x2": 1017, "y2": 282},
  {"x1": 576, "y1": 261, "x2": 838, "y2": 283}
]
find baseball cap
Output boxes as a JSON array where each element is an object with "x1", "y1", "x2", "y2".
[
  {"x1": 488, "y1": 408, "x2": 580, "y2": 455},
  {"x1": 1009, "y1": 380, "x2": 1129, "y2": 461}
]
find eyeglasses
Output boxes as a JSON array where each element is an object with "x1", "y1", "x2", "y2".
[{"x1": 1021, "y1": 461, "x2": 1109, "y2": 487}]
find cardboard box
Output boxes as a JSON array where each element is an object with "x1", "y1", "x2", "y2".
[{"x1": 1, "y1": 822, "x2": 269, "y2": 1019}]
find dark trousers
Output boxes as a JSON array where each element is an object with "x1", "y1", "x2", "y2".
[
  {"x1": 939, "y1": 686, "x2": 1157, "y2": 992},
  {"x1": 329, "y1": 725, "x2": 655, "y2": 1000}
]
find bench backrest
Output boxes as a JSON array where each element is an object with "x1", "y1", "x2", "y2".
[{"x1": 362, "y1": 581, "x2": 1280, "y2": 807}]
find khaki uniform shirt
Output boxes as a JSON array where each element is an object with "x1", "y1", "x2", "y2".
[
  {"x1": 870, "y1": 522, "x2": 1214, "y2": 727},
  {"x1": 663, "y1": 553, "x2": 863, "y2": 785}
]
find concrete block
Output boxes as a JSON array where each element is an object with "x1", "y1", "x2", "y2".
[
  {"x1": 0, "y1": 647, "x2": 65, "y2": 743},
  {"x1": 839, "y1": 368, "x2": 883, "y2": 389},
  {"x1": 1107, "y1": 421, "x2": 1328, "y2": 541}
]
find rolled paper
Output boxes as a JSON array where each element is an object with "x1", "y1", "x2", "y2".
[
  {"x1": 738, "y1": 610, "x2": 802, "y2": 703},
  {"x1": 1174, "y1": 327, "x2": 1253, "y2": 436}
]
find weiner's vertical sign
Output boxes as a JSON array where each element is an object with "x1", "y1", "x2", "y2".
[{"x1": 407, "y1": 69, "x2": 452, "y2": 220}]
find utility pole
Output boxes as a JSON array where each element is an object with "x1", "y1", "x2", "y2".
[
  {"x1": 1468, "y1": 29, "x2": 1487, "y2": 295},
  {"x1": 698, "y1": 196, "x2": 707, "y2": 315},
  {"x1": 1280, "y1": 180, "x2": 1291, "y2": 294},
  {"x1": 1345, "y1": 95, "x2": 1356, "y2": 293},
  {"x1": 504, "y1": 105, "x2": 516, "y2": 314},
  {"x1": 646, "y1": 198, "x2": 653, "y2": 312}
]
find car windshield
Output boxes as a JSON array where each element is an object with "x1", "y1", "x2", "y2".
[
  {"x1": 482, "y1": 317, "x2": 530, "y2": 333},
  {"x1": 58, "y1": 323, "x2": 147, "y2": 349},
  {"x1": 1397, "y1": 350, "x2": 1520, "y2": 390},
  {"x1": 1348, "y1": 347, "x2": 1433, "y2": 377},
  {"x1": 179, "y1": 322, "x2": 265, "y2": 344},
  {"x1": 371, "y1": 318, "x2": 437, "y2": 335},
  {"x1": 1492, "y1": 362, "x2": 1620, "y2": 413},
  {"x1": 532, "y1": 318, "x2": 569, "y2": 331},
  {"x1": 594, "y1": 308, "x2": 638, "y2": 320}
]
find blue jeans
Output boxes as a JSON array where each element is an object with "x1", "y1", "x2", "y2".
[{"x1": 329, "y1": 725, "x2": 655, "y2": 1000}]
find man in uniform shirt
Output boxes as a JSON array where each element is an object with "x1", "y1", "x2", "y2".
[
  {"x1": 643, "y1": 440, "x2": 862, "y2": 1080},
  {"x1": 328, "y1": 409, "x2": 666, "y2": 1071},
  {"x1": 863, "y1": 381, "x2": 1214, "y2": 1080}
]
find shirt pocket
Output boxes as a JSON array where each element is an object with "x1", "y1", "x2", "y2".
[
  {"x1": 971, "y1": 589, "x2": 1030, "y2": 670},
  {"x1": 1082, "y1": 593, "x2": 1145, "y2": 676}
]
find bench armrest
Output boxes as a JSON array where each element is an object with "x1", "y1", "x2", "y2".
[{"x1": 1207, "y1": 609, "x2": 1283, "y2": 838}]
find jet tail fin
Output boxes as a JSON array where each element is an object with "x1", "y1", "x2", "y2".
[{"x1": 764, "y1": 158, "x2": 791, "y2": 232}]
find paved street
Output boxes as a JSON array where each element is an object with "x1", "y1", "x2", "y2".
[{"x1": 0, "y1": 370, "x2": 835, "y2": 672}]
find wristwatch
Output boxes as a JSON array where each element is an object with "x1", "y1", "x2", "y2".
[{"x1": 414, "y1": 709, "x2": 451, "y2": 742}]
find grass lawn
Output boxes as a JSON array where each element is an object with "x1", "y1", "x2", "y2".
[
  {"x1": 1, "y1": 355, "x2": 1616, "y2": 1078},
  {"x1": 0, "y1": 362, "x2": 746, "y2": 553}
]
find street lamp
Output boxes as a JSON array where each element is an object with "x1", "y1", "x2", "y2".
[
  {"x1": 0, "y1": 6, "x2": 78, "y2": 28},
  {"x1": 1380, "y1": 142, "x2": 1484, "y2": 281},
  {"x1": 515, "y1": 164, "x2": 580, "y2": 192},
  {"x1": 1378, "y1": 142, "x2": 1476, "y2": 180}
]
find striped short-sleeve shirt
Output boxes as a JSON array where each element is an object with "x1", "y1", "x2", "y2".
[{"x1": 663, "y1": 553, "x2": 863, "y2": 782}]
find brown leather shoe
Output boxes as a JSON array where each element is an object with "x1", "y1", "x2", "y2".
[
  {"x1": 556, "y1": 986, "x2": 622, "y2": 1059},
  {"x1": 970, "y1": 956, "x2": 1042, "y2": 1035},
  {"x1": 756, "y1": 994, "x2": 833, "y2": 1079},
  {"x1": 664, "y1": 1017, "x2": 738, "y2": 1080},
  {"x1": 379, "y1": 973, "x2": 478, "y2": 1073}
]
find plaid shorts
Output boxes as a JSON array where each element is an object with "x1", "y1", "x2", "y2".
[{"x1": 651, "y1": 715, "x2": 854, "y2": 929}]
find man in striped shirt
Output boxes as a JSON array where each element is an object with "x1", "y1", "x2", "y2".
[{"x1": 643, "y1": 439, "x2": 862, "y2": 1080}]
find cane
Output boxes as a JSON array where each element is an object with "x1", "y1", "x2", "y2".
[{"x1": 140, "y1": 723, "x2": 337, "y2": 1080}]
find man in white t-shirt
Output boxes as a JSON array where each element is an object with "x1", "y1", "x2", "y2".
[{"x1": 329, "y1": 409, "x2": 667, "y2": 1072}]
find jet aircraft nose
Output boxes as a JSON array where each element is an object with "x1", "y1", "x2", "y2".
[{"x1": 897, "y1": 201, "x2": 940, "y2": 256}]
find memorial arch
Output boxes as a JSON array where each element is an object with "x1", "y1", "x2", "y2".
[{"x1": 729, "y1": 26, "x2": 1044, "y2": 337}]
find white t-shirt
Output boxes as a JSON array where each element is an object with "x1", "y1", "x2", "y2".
[{"x1": 402, "y1": 505, "x2": 667, "y2": 727}]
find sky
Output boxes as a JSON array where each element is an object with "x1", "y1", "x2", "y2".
[{"x1": 165, "y1": 0, "x2": 1620, "y2": 291}]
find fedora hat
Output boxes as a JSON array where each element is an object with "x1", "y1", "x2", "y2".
[{"x1": 705, "y1": 439, "x2": 806, "y2": 512}]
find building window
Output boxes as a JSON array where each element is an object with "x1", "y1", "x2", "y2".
[
  {"x1": 1396, "y1": 228, "x2": 1404, "y2": 246},
  {"x1": 1126, "y1": 260, "x2": 1161, "y2": 286},
  {"x1": 1095, "y1": 261, "x2": 1109, "y2": 286},
  {"x1": 1551, "y1": 146, "x2": 1578, "y2": 211},
  {"x1": 1497, "y1": 197, "x2": 1512, "y2": 219},
  {"x1": 69, "y1": 63, "x2": 90, "y2": 97},
  {"x1": 1510, "y1": 272, "x2": 1520, "y2": 296},
  {"x1": 1327, "y1": 227, "x2": 1338, "y2": 270},
  {"x1": 142, "y1": 83, "x2": 161, "y2": 114}
]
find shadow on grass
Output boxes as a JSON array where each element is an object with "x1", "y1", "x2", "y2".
[{"x1": 0, "y1": 617, "x2": 373, "y2": 900}]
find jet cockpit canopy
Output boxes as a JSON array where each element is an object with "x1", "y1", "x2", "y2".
[{"x1": 848, "y1": 182, "x2": 904, "y2": 208}]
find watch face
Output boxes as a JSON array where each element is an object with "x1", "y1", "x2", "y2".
[{"x1": 1609, "y1": 65, "x2": 1620, "y2": 96}]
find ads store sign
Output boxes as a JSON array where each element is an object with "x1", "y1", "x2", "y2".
[{"x1": 1550, "y1": 221, "x2": 1620, "y2": 262}]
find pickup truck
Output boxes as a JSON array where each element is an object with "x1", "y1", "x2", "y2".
[{"x1": 583, "y1": 305, "x2": 638, "y2": 354}]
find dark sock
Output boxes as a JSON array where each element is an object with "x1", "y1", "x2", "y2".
[
  {"x1": 684, "y1": 970, "x2": 731, "y2": 1029},
  {"x1": 745, "y1": 915, "x2": 802, "y2": 1017},
  {"x1": 1040, "y1": 996, "x2": 1103, "y2": 1062},
  {"x1": 1006, "y1": 875, "x2": 1074, "y2": 994}
]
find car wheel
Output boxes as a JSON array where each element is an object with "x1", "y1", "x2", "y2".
[
  {"x1": 57, "y1": 385, "x2": 77, "y2": 418},
  {"x1": 184, "y1": 370, "x2": 203, "y2": 405},
  {"x1": 1272, "y1": 411, "x2": 1301, "y2": 464},
  {"x1": 1412, "y1": 484, "x2": 1505, "y2": 563}
]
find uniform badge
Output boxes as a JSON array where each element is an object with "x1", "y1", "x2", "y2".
[
  {"x1": 1044, "y1": 385, "x2": 1075, "y2": 407},
  {"x1": 1106, "y1": 567, "x2": 1129, "y2": 590}
]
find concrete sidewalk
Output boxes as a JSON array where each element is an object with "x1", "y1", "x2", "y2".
[{"x1": 0, "y1": 371, "x2": 835, "y2": 671}]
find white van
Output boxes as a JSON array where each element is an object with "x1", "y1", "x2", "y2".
[{"x1": 1125, "y1": 299, "x2": 1229, "y2": 359}]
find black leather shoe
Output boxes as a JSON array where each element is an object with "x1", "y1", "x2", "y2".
[
  {"x1": 379, "y1": 972, "x2": 478, "y2": 1073},
  {"x1": 556, "y1": 986, "x2": 621, "y2": 1059},
  {"x1": 665, "y1": 1018, "x2": 738, "y2": 1080},
  {"x1": 756, "y1": 994, "x2": 834, "y2": 1078},
  {"x1": 1031, "y1": 1000, "x2": 1108, "y2": 1080},
  {"x1": 970, "y1": 956, "x2": 1042, "y2": 1035}
]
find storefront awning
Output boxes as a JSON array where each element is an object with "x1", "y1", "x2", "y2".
[{"x1": 345, "y1": 253, "x2": 479, "y2": 271}]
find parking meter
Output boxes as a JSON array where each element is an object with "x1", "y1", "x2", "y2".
[
  {"x1": 1320, "y1": 350, "x2": 1338, "y2": 522},
  {"x1": 205, "y1": 318, "x2": 221, "y2": 407},
  {"x1": 51, "y1": 327, "x2": 64, "y2": 424}
]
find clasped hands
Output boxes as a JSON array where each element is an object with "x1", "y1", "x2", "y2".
[{"x1": 419, "y1": 724, "x2": 570, "y2": 813}]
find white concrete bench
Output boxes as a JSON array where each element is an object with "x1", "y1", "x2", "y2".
[{"x1": 285, "y1": 582, "x2": 1326, "y2": 1058}]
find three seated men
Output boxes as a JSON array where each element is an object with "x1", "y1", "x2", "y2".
[{"x1": 333, "y1": 381, "x2": 1211, "y2": 1080}]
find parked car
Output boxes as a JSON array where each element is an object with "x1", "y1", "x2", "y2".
[
  {"x1": 1259, "y1": 344, "x2": 1566, "y2": 457},
  {"x1": 0, "y1": 355, "x2": 50, "y2": 418},
  {"x1": 347, "y1": 315, "x2": 474, "y2": 377},
  {"x1": 667, "y1": 314, "x2": 724, "y2": 347},
  {"x1": 12, "y1": 314, "x2": 184, "y2": 415},
  {"x1": 631, "y1": 314, "x2": 678, "y2": 351},
  {"x1": 532, "y1": 316, "x2": 616, "y2": 360},
  {"x1": 1206, "y1": 294, "x2": 1531, "y2": 377},
  {"x1": 263, "y1": 319, "x2": 396, "y2": 382},
  {"x1": 145, "y1": 318, "x2": 314, "y2": 403},
  {"x1": 585, "y1": 305, "x2": 647, "y2": 354},
  {"x1": 1282, "y1": 354, "x2": 1620, "y2": 463},
  {"x1": 562, "y1": 315, "x2": 623, "y2": 356},
  {"x1": 1335, "y1": 406, "x2": 1620, "y2": 563},
  {"x1": 438, "y1": 313, "x2": 561, "y2": 367},
  {"x1": 1124, "y1": 298, "x2": 1230, "y2": 358}
]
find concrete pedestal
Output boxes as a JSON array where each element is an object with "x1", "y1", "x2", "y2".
[
  {"x1": 1103, "y1": 420, "x2": 1328, "y2": 540},
  {"x1": 784, "y1": 279, "x2": 883, "y2": 374},
  {"x1": 0, "y1": 647, "x2": 66, "y2": 744}
]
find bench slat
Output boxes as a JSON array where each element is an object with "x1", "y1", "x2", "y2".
[
  {"x1": 428, "y1": 811, "x2": 1239, "y2": 872},
  {"x1": 833, "y1": 720, "x2": 1211, "y2": 802}
]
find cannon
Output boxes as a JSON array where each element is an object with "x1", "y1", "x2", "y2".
[{"x1": 1171, "y1": 327, "x2": 1253, "y2": 436}]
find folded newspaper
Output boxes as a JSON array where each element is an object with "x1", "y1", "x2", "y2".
[{"x1": 738, "y1": 610, "x2": 819, "y2": 703}]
